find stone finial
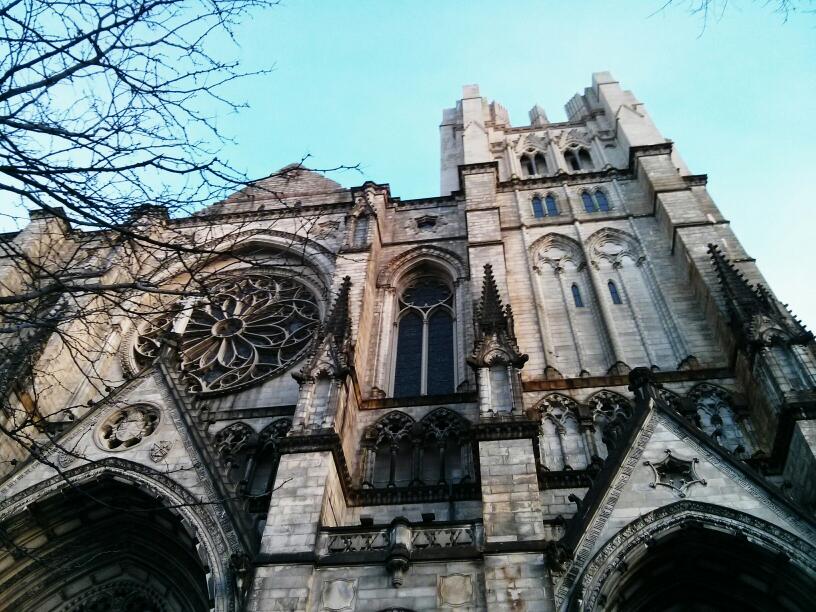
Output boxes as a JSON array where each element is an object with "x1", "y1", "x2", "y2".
[
  {"x1": 708, "y1": 244, "x2": 811, "y2": 346},
  {"x1": 468, "y1": 264, "x2": 528, "y2": 369}
]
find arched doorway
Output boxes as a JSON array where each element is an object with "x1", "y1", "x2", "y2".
[
  {"x1": 0, "y1": 474, "x2": 214, "y2": 611},
  {"x1": 573, "y1": 502, "x2": 816, "y2": 612}
]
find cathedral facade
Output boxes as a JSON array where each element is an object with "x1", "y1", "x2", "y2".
[{"x1": 1, "y1": 73, "x2": 815, "y2": 611}]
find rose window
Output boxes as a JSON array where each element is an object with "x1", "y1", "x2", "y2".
[{"x1": 134, "y1": 272, "x2": 321, "y2": 395}]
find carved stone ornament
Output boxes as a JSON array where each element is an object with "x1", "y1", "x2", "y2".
[
  {"x1": 644, "y1": 449, "x2": 707, "y2": 498},
  {"x1": 320, "y1": 578, "x2": 357, "y2": 612},
  {"x1": 438, "y1": 574, "x2": 474, "y2": 608},
  {"x1": 133, "y1": 271, "x2": 321, "y2": 395},
  {"x1": 213, "y1": 423, "x2": 254, "y2": 460},
  {"x1": 149, "y1": 440, "x2": 173, "y2": 463},
  {"x1": 96, "y1": 405, "x2": 160, "y2": 451}
]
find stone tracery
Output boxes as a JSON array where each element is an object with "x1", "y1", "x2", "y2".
[{"x1": 133, "y1": 271, "x2": 321, "y2": 395}]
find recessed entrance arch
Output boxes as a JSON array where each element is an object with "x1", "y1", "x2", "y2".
[
  {"x1": 571, "y1": 501, "x2": 816, "y2": 612},
  {"x1": 0, "y1": 462, "x2": 238, "y2": 612}
]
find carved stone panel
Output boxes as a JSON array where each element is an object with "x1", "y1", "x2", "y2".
[
  {"x1": 320, "y1": 578, "x2": 357, "y2": 612},
  {"x1": 438, "y1": 574, "x2": 473, "y2": 608}
]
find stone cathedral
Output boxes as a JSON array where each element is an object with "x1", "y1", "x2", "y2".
[{"x1": 1, "y1": 72, "x2": 815, "y2": 612}]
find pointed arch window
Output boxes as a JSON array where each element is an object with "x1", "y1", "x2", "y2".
[
  {"x1": 545, "y1": 194, "x2": 559, "y2": 216},
  {"x1": 521, "y1": 151, "x2": 548, "y2": 177},
  {"x1": 353, "y1": 214, "x2": 370, "y2": 247},
  {"x1": 520, "y1": 154, "x2": 535, "y2": 177},
  {"x1": 572, "y1": 283, "x2": 584, "y2": 308},
  {"x1": 393, "y1": 276, "x2": 455, "y2": 397},
  {"x1": 534, "y1": 152, "x2": 548, "y2": 175},
  {"x1": 582, "y1": 191, "x2": 597, "y2": 213},
  {"x1": 564, "y1": 149, "x2": 580, "y2": 171},
  {"x1": 608, "y1": 280, "x2": 622, "y2": 304},
  {"x1": 532, "y1": 196, "x2": 545, "y2": 218},
  {"x1": 595, "y1": 190, "x2": 610, "y2": 212},
  {"x1": 578, "y1": 148, "x2": 593, "y2": 170}
]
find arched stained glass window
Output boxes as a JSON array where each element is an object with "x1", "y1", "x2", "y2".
[
  {"x1": 572, "y1": 283, "x2": 584, "y2": 308},
  {"x1": 608, "y1": 280, "x2": 622, "y2": 305},
  {"x1": 393, "y1": 276, "x2": 455, "y2": 397},
  {"x1": 532, "y1": 196, "x2": 545, "y2": 218},
  {"x1": 595, "y1": 190, "x2": 610, "y2": 212},
  {"x1": 426, "y1": 310, "x2": 454, "y2": 395},
  {"x1": 545, "y1": 195, "x2": 558, "y2": 216},
  {"x1": 393, "y1": 311, "x2": 423, "y2": 397},
  {"x1": 582, "y1": 191, "x2": 597, "y2": 213}
]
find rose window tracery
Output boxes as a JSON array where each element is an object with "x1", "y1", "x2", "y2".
[{"x1": 133, "y1": 272, "x2": 321, "y2": 395}]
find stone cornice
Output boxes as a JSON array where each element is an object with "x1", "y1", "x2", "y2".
[{"x1": 521, "y1": 367, "x2": 732, "y2": 392}]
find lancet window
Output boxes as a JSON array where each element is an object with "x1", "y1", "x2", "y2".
[
  {"x1": 211, "y1": 418, "x2": 292, "y2": 514},
  {"x1": 520, "y1": 151, "x2": 548, "y2": 177},
  {"x1": 532, "y1": 194, "x2": 559, "y2": 219},
  {"x1": 589, "y1": 390, "x2": 633, "y2": 459},
  {"x1": 564, "y1": 146, "x2": 593, "y2": 172},
  {"x1": 688, "y1": 384, "x2": 753, "y2": 456},
  {"x1": 392, "y1": 275, "x2": 456, "y2": 397},
  {"x1": 581, "y1": 189, "x2": 610, "y2": 213},
  {"x1": 536, "y1": 394, "x2": 589, "y2": 471},
  {"x1": 360, "y1": 408, "x2": 473, "y2": 489}
]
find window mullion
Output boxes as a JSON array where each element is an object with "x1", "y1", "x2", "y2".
[{"x1": 421, "y1": 311, "x2": 429, "y2": 394}]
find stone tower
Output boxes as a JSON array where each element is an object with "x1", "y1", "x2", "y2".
[{"x1": 1, "y1": 73, "x2": 815, "y2": 611}]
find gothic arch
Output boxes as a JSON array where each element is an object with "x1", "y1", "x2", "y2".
[
  {"x1": 568, "y1": 500, "x2": 816, "y2": 612},
  {"x1": 377, "y1": 245, "x2": 468, "y2": 288},
  {"x1": 372, "y1": 246, "x2": 470, "y2": 399},
  {"x1": 687, "y1": 383, "x2": 753, "y2": 455},
  {"x1": 533, "y1": 393, "x2": 588, "y2": 470},
  {"x1": 585, "y1": 227, "x2": 644, "y2": 268},
  {"x1": 0, "y1": 459, "x2": 241, "y2": 612},
  {"x1": 587, "y1": 390, "x2": 633, "y2": 459},
  {"x1": 530, "y1": 233, "x2": 613, "y2": 376},
  {"x1": 584, "y1": 227, "x2": 686, "y2": 369},
  {"x1": 530, "y1": 233, "x2": 586, "y2": 271}
]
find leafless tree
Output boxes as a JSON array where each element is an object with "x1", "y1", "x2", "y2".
[
  {"x1": 656, "y1": 0, "x2": 815, "y2": 28},
  {"x1": 0, "y1": 0, "x2": 352, "y2": 481}
]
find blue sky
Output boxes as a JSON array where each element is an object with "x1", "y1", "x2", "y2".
[
  {"x1": 216, "y1": 0, "x2": 815, "y2": 327},
  {"x1": 5, "y1": 1, "x2": 816, "y2": 327}
]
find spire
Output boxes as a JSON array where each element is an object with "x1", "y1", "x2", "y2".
[
  {"x1": 293, "y1": 277, "x2": 353, "y2": 382},
  {"x1": 324, "y1": 276, "x2": 352, "y2": 347},
  {"x1": 708, "y1": 244, "x2": 811, "y2": 346},
  {"x1": 476, "y1": 264, "x2": 509, "y2": 337},
  {"x1": 469, "y1": 264, "x2": 528, "y2": 368},
  {"x1": 707, "y1": 244, "x2": 770, "y2": 327}
]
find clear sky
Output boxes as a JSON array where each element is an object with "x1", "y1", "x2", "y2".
[
  {"x1": 216, "y1": 0, "x2": 815, "y2": 328},
  {"x1": 6, "y1": 1, "x2": 816, "y2": 328}
]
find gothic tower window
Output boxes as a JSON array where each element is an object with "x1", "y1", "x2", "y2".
[
  {"x1": 532, "y1": 196, "x2": 545, "y2": 218},
  {"x1": 545, "y1": 194, "x2": 559, "y2": 216},
  {"x1": 393, "y1": 275, "x2": 455, "y2": 397},
  {"x1": 595, "y1": 189, "x2": 610, "y2": 212},
  {"x1": 608, "y1": 280, "x2": 622, "y2": 304},
  {"x1": 590, "y1": 390, "x2": 632, "y2": 459},
  {"x1": 521, "y1": 151, "x2": 548, "y2": 177},
  {"x1": 521, "y1": 154, "x2": 535, "y2": 177},
  {"x1": 582, "y1": 191, "x2": 597, "y2": 213},
  {"x1": 565, "y1": 146, "x2": 593, "y2": 171},
  {"x1": 572, "y1": 283, "x2": 584, "y2": 308},
  {"x1": 534, "y1": 152, "x2": 548, "y2": 175}
]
